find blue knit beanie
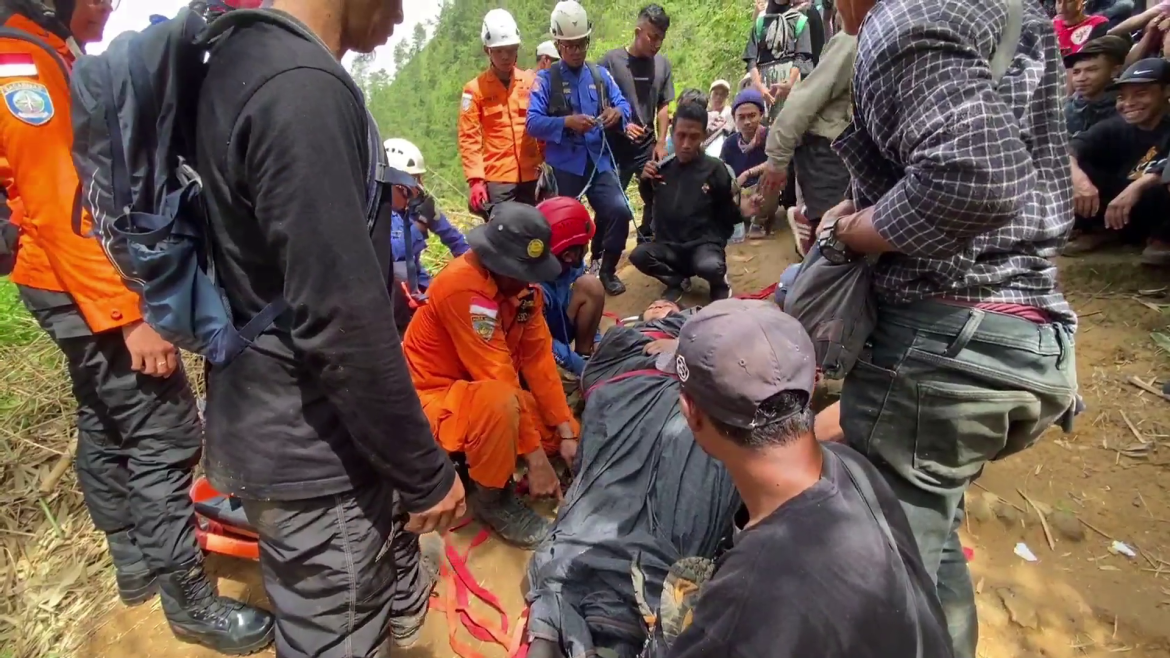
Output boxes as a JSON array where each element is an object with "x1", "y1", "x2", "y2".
[{"x1": 732, "y1": 88, "x2": 766, "y2": 115}]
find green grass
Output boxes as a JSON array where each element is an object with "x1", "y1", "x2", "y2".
[{"x1": 0, "y1": 279, "x2": 40, "y2": 347}]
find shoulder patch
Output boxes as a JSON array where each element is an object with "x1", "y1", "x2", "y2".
[
  {"x1": 469, "y1": 295, "x2": 499, "y2": 341},
  {"x1": 2, "y1": 81, "x2": 53, "y2": 126},
  {"x1": 0, "y1": 53, "x2": 37, "y2": 79},
  {"x1": 461, "y1": 92, "x2": 473, "y2": 112}
]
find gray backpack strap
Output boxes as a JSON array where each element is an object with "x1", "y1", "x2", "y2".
[
  {"x1": 0, "y1": 27, "x2": 69, "y2": 79},
  {"x1": 989, "y1": 0, "x2": 1023, "y2": 83}
]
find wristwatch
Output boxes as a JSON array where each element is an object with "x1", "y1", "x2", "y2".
[{"x1": 817, "y1": 218, "x2": 860, "y2": 265}]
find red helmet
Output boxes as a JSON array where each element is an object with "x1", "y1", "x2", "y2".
[{"x1": 538, "y1": 197, "x2": 595, "y2": 255}]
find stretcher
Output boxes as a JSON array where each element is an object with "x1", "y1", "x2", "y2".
[{"x1": 191, "y1": 476, "x2": 260, "y2": 560}]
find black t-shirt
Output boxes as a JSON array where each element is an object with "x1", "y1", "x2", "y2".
[
  {"x1": 194, "y1": 16, "x2": 456, "y2": 508},
  {"x1": 598, "y1": 48, "x2": 675, "y2": 151},
  {"x1": 1072, "y1": 114, "x2": 1170, "y2": 181},
  {"x1": 667, "y1": 443, "x2": 954, "y2": 658}
]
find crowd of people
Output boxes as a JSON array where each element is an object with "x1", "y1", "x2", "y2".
[{"x1": 0, "y1": 0, "x2": 1105, "y2": 655}]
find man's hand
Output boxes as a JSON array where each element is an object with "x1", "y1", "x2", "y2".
[
  {"x1": 469, "y1": 179, "x2": 489, "y2": 213},
  {"x1": 1105, "y1": 184, "x2": 1140, "y2": 230},
  {"x1": 565, "y1": 114, "x2": 596, "y2": 134},
  {"x1": 740, "y1": 193, "x2": 763, "y2": 218},
  {"x1": 1072, "y1": 169, "x2": 1100, "y2": 218},
  {"x1": 641, "y1": 158, "x2": 663, "y2": 182},
  {"x1": 756, "y1": 161, "x2": 788, "y2": 197},
  {"x1": 643, "y1": 338, "x2": 678, "y2": 355},
  {"x1": 599, "y1": 107, "x2": 623, "y2": 129},
  {"x1": 559, "y1": 439, "x2": 579, "y2": 470},
  {"x1": 122, "y1": 321, "x2": 178, "y2": 378},
  {"x1": 654, "y1": 140, "x2": 668, "y2": 161},
  {"x1": 525, "y1": 449, "x2": 562, "y2": 500},
  {"x1": 625, "y1": 123, "x2": 646, "y2": 141},
  {"x1": 755, "y1": 83, "x2": 775, "y2": 106},
  {"x1": 405, "y1": 477, "x2": 467, "y2": 534}
]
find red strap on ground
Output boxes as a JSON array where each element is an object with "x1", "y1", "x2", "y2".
[
  {"x1": 583, "y1": 368, "x2": 678, "y2": 401},
  {"x1": 735, "y1": 282, "x2": 779, "y2": 300}
]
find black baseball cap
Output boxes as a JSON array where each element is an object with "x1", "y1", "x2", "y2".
[
  {"x1": 670, "y1": 299, "x2": 817, "y2": 429},
  {"x1": 383, "y1": 166, "x2": 419, "y2": 188},
  {"x1": 1063, "y1": 35, "x2": 1131, "y2": 68},
  {"x1": 466, "y1": 202, "x2": 563, "y2": 283},
  {"x1": 1113, "y1": 58, "x2": 1170, "y2": 87}
]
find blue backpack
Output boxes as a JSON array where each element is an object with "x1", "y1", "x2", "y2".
[{"x1": 69, "y1": 7, "x2": 391, "y2": 365}]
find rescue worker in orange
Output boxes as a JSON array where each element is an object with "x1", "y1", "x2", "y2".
[
  {"x1": 0, "y1": 0, "x2": 274, "y2": 652},
  {"x1": 402, "y1": 202, "x2": 579, "y2": 548},
  {"x1": 459, "y1": 8, "x2": 544, "y2": 219}
]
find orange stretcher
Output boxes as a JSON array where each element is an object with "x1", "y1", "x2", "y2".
[{"x1": 190, "y1": 476, "x2": 260, "y2": 561}]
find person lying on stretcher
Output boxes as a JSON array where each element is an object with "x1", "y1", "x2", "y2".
[{"x1": 524, "y1": 299, "x2": 741, "y2": 658}]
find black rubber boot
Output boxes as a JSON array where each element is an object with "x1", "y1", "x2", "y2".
[
  {"x1": 390, "y1": 535, "x2": 443, "y2": 649},
  {"x1": 159, "y1": 559, "x2": 275, "y2": 655},
  {"x1": 469, "y1": 483, "x2": 550, "y2": 550},
  {"x1": 106, "y1": 530, "x2": 157, "y2": 606},
  {"x1": 708, "y1": 275, "x2": 732, "y2": 302},
  {"x1": 599, "y1": 252, "x2": 626, "y2": 296}
]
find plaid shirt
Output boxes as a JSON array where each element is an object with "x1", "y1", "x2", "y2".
[{"x1": 835, "y1": 0, "x2": 1076, "y2": 327}]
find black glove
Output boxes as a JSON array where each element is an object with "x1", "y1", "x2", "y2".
[{"x1": 411, "y1": 191, "x2": 438, "y2": 228}]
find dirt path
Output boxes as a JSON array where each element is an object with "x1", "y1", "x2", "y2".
[{"x1": 80, "y1": 239, "x2": 1170, "y2": 658}]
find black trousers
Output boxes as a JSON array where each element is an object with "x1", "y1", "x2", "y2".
[
  {"x1": 618, "y1": 145, "x2": 656, "y2": 241},
  {"x1": 487, "y1": 180, "x2": 538, "y2": 206},
  {"x1": 629, "y1": 241, "x2": 728, "y2": 288},
  {"x1": 18, "y1": 286, "x2": 204, "y2": 572},
  {"x1": 240, "y1": 480, "x2": 427, "y2": 657},
  {"x1": 1078, "y1": 162, "x2": 1170, "y2": 243}
]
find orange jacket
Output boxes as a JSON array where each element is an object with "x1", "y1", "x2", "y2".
[
  {"x1": 402, "y1": 252, "x2": 573, "y2": 430},
  {"x1": 458, "y1": 67, "x2": 544, "y2": 185},
  {"x1": 1, "y1": 14, "x2": 140, "y2": 333}
]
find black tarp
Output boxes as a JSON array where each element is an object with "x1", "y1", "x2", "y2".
[{"x1": 524, "y1": 312, "x2": 741, "y2": 658}]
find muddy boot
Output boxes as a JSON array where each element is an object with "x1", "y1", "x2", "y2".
[
  {"x1": 159, "y1": 559, "x2": 275, "y2": 655},
  {"x1": 660, "y1": 276, "x2": 686, "y2": 303},
  {"x1": 390, "y1": 534, "x2": 444, "y2": 649},
  {"x1": 599, "y1": 252, "x2": 626, "y2": 296},
  {"x1": 469, "y1": 483, "x2": 550, "y2": 549},
  {"x1": 708, "y1": 275, "x2": 732, "y2": 302},
  {"x1": 106, "y1": 530, "x2": 157, "y2": 606},
  {"x1": 659, "y1": 557, "x2": 716, "y2": 646}
]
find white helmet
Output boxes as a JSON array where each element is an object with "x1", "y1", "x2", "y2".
[
  {"x1": 481, "y1": 8, "x2": 521, "y2": 48},
  {"x1": 536, "y1": 40, "x2": 560, "y2": 61},
  {"x1": 550, "y1": 1, "x2": 591, "y2": 41},
  {"x1": 384, "y1": 138, "x2": 426, "y2": 175}
]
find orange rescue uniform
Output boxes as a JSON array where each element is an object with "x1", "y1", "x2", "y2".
[
  {"x1": 458, "y1": 67, "x2": 544, "y2": 185},
  {"x1": 403, "y1": 253, "x2": 576, "y2": 489},
  {"x1": 0, "y1": 14, "x2": 140, "y2": 333}
]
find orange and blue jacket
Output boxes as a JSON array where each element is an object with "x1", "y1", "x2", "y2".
[
  {"x1": 457, "y1": 67, "x2": 544, "y2": 185},
  {"x1": 1, "y1": 13, "x2": 140, "y2": 332}
]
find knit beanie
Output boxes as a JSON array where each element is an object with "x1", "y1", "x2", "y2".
[{"x1": 732, "y1": 88, "x2": 766, "y2": 115}]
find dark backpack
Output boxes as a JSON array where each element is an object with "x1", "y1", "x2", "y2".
[
  {"x1": 0, "y1": 24, "x2": 71, "y2": 276},
  {"x1": 69, "y1": 7, "x2": 392, "y2": 364},
  {"x1": 545, "y1": 60, "x2": 609, "y2": 118}
]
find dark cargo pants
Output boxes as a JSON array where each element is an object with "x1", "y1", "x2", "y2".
[
  {"x1": 841, "y1": 300, "x2": 1077, "y2": 658},
  {"x1": 18, "y1": 286, "x2": 204, "y2": 572},
  {"x1": 240, "y1": 480, "x2": 430, "y2": 658}
]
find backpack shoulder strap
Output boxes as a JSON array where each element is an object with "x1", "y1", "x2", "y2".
[
  {"x1": 0, "y1": 27, "x2": 69, "y2": 80},
  {"x1": 990, "y1": 0, "x2": 1023, "y2": 83},
  {"x1": 755, "y1": 14, "x2": 767, "y2": 41},
  {"x1": 548, "y1": 60, "x2": 568, "y2": 114},
  {"x1": 586, "y1": 63, "x2": 609, "y2": 111}
]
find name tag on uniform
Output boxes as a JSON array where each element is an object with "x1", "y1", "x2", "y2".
[{"x1": 516, "y1": 295, "x2": 537, "y2": 324}]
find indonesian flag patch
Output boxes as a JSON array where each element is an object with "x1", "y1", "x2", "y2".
[
  {"x1": 0, "y1": 53, "x2": 37, "y2": 79},
  {"x1": 469, "y1": 296, "x2": 499, "y2": 341}
]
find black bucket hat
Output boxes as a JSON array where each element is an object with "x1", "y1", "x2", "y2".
[{"x1": 466, "y1": 202, "x2": 563, "y2": 283}]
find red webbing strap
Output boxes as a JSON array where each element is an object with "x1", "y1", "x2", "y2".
[{"x1": 583, "y1": 368, "x2": 678, "y2": 402}]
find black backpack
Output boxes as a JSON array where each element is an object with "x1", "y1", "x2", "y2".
[
  {"x1": 69, "y1": 7, "x2": 393, "y2": 364},
  {"x1": 0, "y1": 22, "x2": 71, "y2": 275},
  {"x1": 545, "y1": 60, "x2": 610, "y2": 118}
]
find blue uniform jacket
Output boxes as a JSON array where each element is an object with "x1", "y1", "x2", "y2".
[
  {"x1": 541, "y1": 264, "x2": 587, "y2": 376},
  {"x1": 527, "y1": 62, "x2": 632, "y2": 177},
  {"x1": 391, "y1": 210, "x2": 469, "y2": 290}
]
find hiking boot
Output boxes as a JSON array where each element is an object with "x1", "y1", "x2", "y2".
[
  {"x1": 469, "y1": 483, "x2": 550, "y2": 550},
  {"x1": 659, "y1": 557, "x2": 716, "y2": 645},
  {"x1": 106, "y1": 530, "x2": 157, "y2": 606},
  {"x1": 708, "y1": 275, "x2": 732, "y2": 302},
  {"x1": 636, "y1": 223, "x2": 654, "y2": 244},
  {"x1": 599, "y1": 252, "x2": 626, "y2": 296},
  {"x1": 786, "y1": 206, "x2": 814, "y2": 257},
  {"x1": 159, "y1": 559, "x2": 275, "y2": 655},
  {"x1": 390, "y1": 537, "x2": 442, "y2": 649},
  {"x1": 661, "y1": 277, "x2": 686, "y2": 303}
]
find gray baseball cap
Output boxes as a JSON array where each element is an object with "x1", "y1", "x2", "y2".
[{"x1": 672, "y1": 299, "x2": 817, "y2": 429}]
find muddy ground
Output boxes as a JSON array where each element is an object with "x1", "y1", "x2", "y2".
[{"x1": 80, "y1": 236, "x2": 1170, "y2": 658}]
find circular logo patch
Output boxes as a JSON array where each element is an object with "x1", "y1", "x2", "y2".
[
  {"x1": 675, "y1": 355, "x2": 690, "y2": 382},
  {"x1": 2, "y1": 82, "x2": 54, "y2": 127},
  {"x1": 527, "y1": 239, "x2": 545, "y2": 258}
]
